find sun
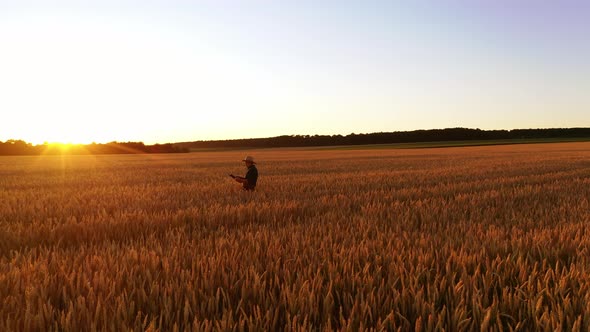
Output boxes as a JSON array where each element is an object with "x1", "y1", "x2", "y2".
[
  {"x1": 29, "y1": 137, "x2": 97, "y2": 146},
  {"x1": 45, "y1": 142, "x2": 78, "y2": 152}
]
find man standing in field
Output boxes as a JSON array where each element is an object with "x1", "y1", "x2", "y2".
[{"x1": 230, "y1": 156, "x2": 258, "y2": 191}]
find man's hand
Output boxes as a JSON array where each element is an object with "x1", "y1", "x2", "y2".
[{"x1": 229, "y1": 174, "x2": 246, "y2": 182}]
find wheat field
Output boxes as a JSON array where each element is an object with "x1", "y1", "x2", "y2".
[{"x1": 1, "y1": 142, "x2": 589, "y2": 331}]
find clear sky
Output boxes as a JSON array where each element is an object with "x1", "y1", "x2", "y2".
[{"x1": 1, "y1": 0, "x2": 588, "y2": 144}]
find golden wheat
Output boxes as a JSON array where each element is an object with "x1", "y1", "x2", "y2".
[{"x1": 1, "y1": 143, "x2": 589, "y2": 331}]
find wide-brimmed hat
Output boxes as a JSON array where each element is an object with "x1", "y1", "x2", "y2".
[{"x1": 242, "y1": 156, "x2": 256, "y2": 164}]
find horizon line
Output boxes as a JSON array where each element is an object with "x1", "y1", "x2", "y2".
[{"x1": 2, "y1": 126, "x2": 590, "y2": 146}]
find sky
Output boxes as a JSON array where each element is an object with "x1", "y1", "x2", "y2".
[{"x1": 1, "y1": 0, "x2": 588, "y2": 144}]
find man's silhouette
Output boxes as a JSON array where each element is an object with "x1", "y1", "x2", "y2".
[{"x1": 230, "y1": 156, "x2": 258, "y2": 191}]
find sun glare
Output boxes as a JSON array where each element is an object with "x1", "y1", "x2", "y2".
[
  {"x1": 51, "y1": 142, "x2": 73, "y2": 149},
  {"x1": 26, "y1": 129, "x2": 116, "y2": 146},
  {"x1": 30, "y1": 139, "x2": 96, "y2": 146},
  {"x1": 41, "y1": 142, "x2": 78, "y2": 152}
]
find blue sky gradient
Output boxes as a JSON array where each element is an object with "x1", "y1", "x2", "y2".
[{"x1": 1, "y1": 1, "x2": 588, "y2": 143}]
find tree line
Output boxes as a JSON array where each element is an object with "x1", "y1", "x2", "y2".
[
  {"x1": 174, "y1": 127, "x2": 590, "y2": 149},
  {"x1": 3, "y1": 128, "x2": 589, "y2": 155},
  {"x1": 0, "y1": 140, "x2": 188, "y2": 156}
]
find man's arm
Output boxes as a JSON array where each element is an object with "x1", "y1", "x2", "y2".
[{"x1": 233, "y1": 176, "x2": 247, "y2": 184}]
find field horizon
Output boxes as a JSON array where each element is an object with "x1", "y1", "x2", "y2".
[
  {"x1": 3, "y1": 127, "x2": 590, "y2": 156},
  {"x1": 186, "y1": 136, "x2": 590, "y2": 152}
]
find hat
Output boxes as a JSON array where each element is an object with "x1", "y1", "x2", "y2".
[{"x1": 242, "y1": 156, "x2": 256, "y2": 164}]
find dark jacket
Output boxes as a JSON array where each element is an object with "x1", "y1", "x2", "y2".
[{"x1": 244, "y1": 165, "x2": 258, "y2": 190}]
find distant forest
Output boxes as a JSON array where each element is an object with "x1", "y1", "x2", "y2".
[
  {"x1": 0, "y1": 141, "x2": 188, "y2": 156},
  {"x1": 2, "y1": 128, "x2": 589, "y2": 155},
  {"x1": 175, "y1": 127, "x2": 590, "y2": 150}
]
